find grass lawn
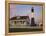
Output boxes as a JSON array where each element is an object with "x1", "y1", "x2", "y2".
[{"x1": 9, "y1": 28, "x2": 43, "y2": 33}]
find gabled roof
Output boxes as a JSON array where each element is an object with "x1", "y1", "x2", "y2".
[{"x1": 10, "y1": 16, "x2": 29, "y2": 20}]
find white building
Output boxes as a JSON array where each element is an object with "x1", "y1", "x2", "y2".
[{"x1": 10, "y1": 16, "x2": 30, "y2": 27}]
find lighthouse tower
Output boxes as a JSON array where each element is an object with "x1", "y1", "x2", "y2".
[{"x1": 31, "y1": 7, "x2": 36, "y2": 26}]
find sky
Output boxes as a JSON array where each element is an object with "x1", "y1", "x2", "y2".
[
  {"x1": 10, "y1": 4, "x2": 42, "y2": 24},
  {"x1": 10, "y1": 4, "x2": 42, "y2": 17}
]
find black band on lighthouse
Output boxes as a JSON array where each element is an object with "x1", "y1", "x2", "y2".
[{"x1": 31, "y1": 7, "x2": 34, "y2": 12}]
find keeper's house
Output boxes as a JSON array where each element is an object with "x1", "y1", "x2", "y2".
[{"x1": 10, "y1": 16, "x2": 30, "y2": 26}]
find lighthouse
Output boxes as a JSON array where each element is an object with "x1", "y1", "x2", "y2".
[{"x1": 31, "y1": 7, "x2": 36, "y2": 26}]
